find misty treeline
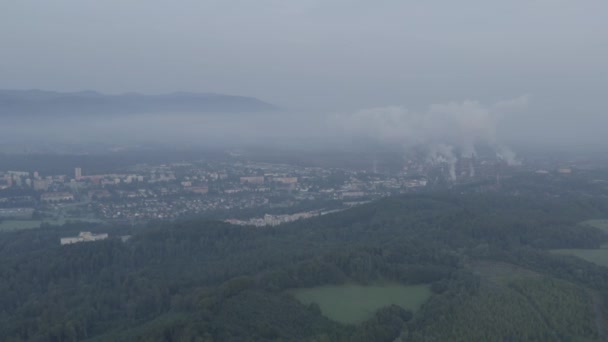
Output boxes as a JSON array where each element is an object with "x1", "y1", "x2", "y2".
[{"x1": 1, "y1": 173, "x2": 608, "y2": 341}]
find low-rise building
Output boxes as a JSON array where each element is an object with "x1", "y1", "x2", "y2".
[
  {"x1": 60, "y1": 231, "x2": 109, "y2": 245},
  {"x1": 41, "y1": 192, "x2": 74, "y2": 202},
  {"x1": 273, "y1": 177, "x2": 298, "y2": 184},
  {"x1": 188, "y1": 186, "x2": 209, "y2": 194},
  {"x1": 240, "y1": 176, "x2": 265, "y2": 184}
]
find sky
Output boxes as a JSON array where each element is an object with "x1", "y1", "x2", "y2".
[{"x1": 1, "y1": 0, "x2": 607, "y2": 146}]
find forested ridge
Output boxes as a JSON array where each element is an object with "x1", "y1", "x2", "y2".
[{"x1": 2, "y1": 187, "x2": 608, "y2": 341}]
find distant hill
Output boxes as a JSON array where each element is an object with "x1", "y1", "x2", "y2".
[{"x1": 0, "y1": 89, "x2": 278, "y2": 116}]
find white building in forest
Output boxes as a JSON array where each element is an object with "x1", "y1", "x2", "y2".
[{"x1": 60, "y1": 231, "x2": 108, "y2": 245}]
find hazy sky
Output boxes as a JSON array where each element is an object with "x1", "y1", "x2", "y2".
[{"x1": 1, "y1": 1, "x2": 607, "y2": 145}]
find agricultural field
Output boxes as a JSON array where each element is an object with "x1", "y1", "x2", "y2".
[
  {"x1": 291, "y1": 283, "x2": 430, "y2": 324},
  {"x1": 0, "y1": 220, "x2": 48, "y2": 231},
  {"x1": 552, "y1": 248, "x2": 608, "y2": 267},
  {"x1": 0, "y1": 218, "x2": 102, "y2": 232},
  {"x1": 550, "y1": 219, "x2": 608, "y2": 267},
  {"x1": 581, "y1": 219, "x2": 608, "y2": 233}
]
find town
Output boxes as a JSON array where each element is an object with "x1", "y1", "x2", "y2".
[
  {"x1": 0, "y1": 159, "x2": 422, "y2": 225},
  {"x1": 0, "y1": 153, "x2": 573, "y2": 228}
]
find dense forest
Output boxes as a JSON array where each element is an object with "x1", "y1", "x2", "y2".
[{"x1": 2, "y1": 175, "x2": 608, "y2": 340}]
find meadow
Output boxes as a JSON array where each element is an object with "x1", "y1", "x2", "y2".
[
  {"x1": 0, "y1": 218, "x2": 102, "y2": 232},
  {"x1": 550, "y1": 219, "x2": 608, "y2": 267},
  {"x1": 0, "y1": 220, "x2": 50, "y2": 232},
  {"x1": 291, "y1": 283, "x2": 431, "y2": 324},
  {"x1": 582, "y1": 219, "x2": 608, "y2": 233},
  {"x1": 551, "y1": 247, "x2": 608, "y2": 267}
]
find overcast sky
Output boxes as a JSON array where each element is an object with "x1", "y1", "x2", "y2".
[{"x1": 1, "y1": 0, "x2": 607, "y2": 145}]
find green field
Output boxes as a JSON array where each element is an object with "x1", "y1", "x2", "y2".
[
  {"x1": 0, "y1": 218, "x2": 102, "y2": 232},
  {"x1": 581, "y1": 219, "x2": 608, "y2": 233},
  {"x1": 551, "y1": 247, "x2": 608, "y2": 267},
  {"x1": 549, "y1": 219, "x2": 608, "y2": 267},
  {"x1": 291, "y1": 283, "x2": 431, "y2": 324},
  {"x1": 0, "y1": 220, "x2": 48, "y2": 231}
]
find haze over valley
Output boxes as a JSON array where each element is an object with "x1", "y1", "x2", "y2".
[{"x1": 1, "y1": 1, "x2": 608, "y2": 341}]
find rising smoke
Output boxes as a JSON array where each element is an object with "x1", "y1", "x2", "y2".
[
  {"x1": 333, "y1": 96, "x2": 528, "y2": 177},
  {"x1": 426, "y1": 143, "x2": 458, "y2": 180}
]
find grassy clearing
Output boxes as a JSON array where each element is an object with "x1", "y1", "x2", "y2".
[
  {"x1": 291, "y1": 283, "x2": 430, "y2": 324},
  {"x1": 0, "y1": 218, "x2": 101, "y2": 232},
  {"x1": 550, "y1": 219, "x2": 608, "y2": 267},
  {"x1": 580, "y1": 219, "x2": 608, "y2": 233},
  {"x1": 548, "y1": 219, "x2": 608, "y2": 267},
  {"x1": 0, "y1": 220, "x2": 46, "y2": 231},
  {"x1": 551, "y1": 248, "x2": 608, "y2": 267}
]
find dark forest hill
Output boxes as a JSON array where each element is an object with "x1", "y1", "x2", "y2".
[
  {"x1": 2, "y1": 187, "x2": 608, "y2": 340},
  {"x1": 0, "y1": 89, "x2": 278, "y2": 116}
]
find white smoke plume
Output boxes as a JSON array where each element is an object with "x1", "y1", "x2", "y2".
[
  {"x1": 495, "y1": 145, "x2": 521, "y2": 166},
  {"x1": 333, "y1": 96, "x2": 528, "y2": 168},
  {"x1": 426, "y1": 144, "x2": 458, "y2": 180}
]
